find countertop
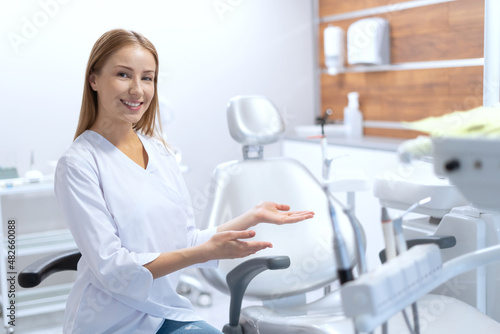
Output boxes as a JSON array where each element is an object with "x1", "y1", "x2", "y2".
[{"x1": 284, "y1": 134, "x2": 405, "y2": 152}]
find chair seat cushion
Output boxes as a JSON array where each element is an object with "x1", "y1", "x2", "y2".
[{"x1": 239, "y1": 294, "x2": 500, "y2": 334}]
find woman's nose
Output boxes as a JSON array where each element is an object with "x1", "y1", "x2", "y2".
[{"x1": 129, "y1": 77, "x2": 143, "y2": 96}]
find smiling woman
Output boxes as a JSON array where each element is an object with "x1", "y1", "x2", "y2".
[
  {"x1": 74, "y1": 29, "x2": 161, "y2": 144},
  {"x1": 53, "y1": 29, "x2": 314, "y2": 334}
]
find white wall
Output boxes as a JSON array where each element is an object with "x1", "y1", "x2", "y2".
[{"x1": 1, "y1": 0, "x2": 316, "y2": 222}]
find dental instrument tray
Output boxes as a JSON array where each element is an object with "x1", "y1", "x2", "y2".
[
  {"x1": 433, "y1": 137, "x2": 500, "y2": 210},
  {"x1": 373, "y1": 162, "x2": 467, "y2": 217}
]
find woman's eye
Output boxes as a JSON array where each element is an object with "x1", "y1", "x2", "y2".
[
  {"x1": 143, "y1": 76, "x2": 153, "y2": 81},
  {"x1": 118, "y1": 72, "x2": 129, "y2": 78}
]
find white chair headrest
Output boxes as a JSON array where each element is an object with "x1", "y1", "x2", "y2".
[{"x1": 227, "y1": 95, "x2": 285, "y2": 146}]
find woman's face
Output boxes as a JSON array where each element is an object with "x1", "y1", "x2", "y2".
[{"x1": 89, "y1": 45, "x2": 156, "y2": 128}]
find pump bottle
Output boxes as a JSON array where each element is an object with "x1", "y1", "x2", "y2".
[{"x1": 343, "y1": 92, "x2": 363, "y2": 138}]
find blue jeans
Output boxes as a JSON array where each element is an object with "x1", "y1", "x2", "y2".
[{"x1": 156, "y1": 319, "x2": 223, "y2": 333}]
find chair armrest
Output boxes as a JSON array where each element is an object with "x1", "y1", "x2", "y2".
[
  {"x1": 405, "y1": 235, "x2": 456, "y2": 249},
  {"x1": 379, "y1": 235, "x2": 456, "y2": 263},
  {"x1": 18, "y1": 249, "x2": 81, "y2": 288},
  {"x1": 223, "y1": 256, "x2": 290, "y2": 334}
]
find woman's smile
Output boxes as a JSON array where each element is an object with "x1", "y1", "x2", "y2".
[{"x1": 121, "y1": 99, "x2": 143, "y2": 110}]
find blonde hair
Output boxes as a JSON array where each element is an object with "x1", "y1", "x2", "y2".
[{"x1": 75, "y1": 29, "x2": 163, "y2": 142}]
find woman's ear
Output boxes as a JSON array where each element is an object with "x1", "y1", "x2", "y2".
[{"x1": 89, "y1": 73, "x2": 98, "y2": 91}]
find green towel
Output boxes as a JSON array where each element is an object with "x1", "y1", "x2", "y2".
[
  {"x1": 402, "y1": 107, "x2": 500, "y2": 137},
  {"x1": 0, "y1": 167, "x2": 19, "y2": 180}
]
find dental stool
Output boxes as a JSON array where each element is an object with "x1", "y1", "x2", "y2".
[{"x1": 199, "y1": 95, "x2": 360, "y2": 333}]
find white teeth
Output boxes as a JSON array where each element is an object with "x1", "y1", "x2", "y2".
[{"x1": 122, "y1": 100, "x2": 141, "y2": 107}]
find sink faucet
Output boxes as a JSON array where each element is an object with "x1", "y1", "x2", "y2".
[{"x1": 317, "y1": 108, "x2": 335, "y2": 181}]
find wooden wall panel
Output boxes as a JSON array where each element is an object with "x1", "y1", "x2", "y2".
[
  {"x1": 449, "y1": 67, "x2": 483, "y2": 96},
  {"x1": 449, "y1": 0, "x2": 484, "y2": 30},
  {"x1": 318, "y1": 0, "x2": 484, "y2": 139},
  {"x1": 319, "y1": 0, "x2": 416, "y2": 17},
  {"x1": 364, "y1": 128, "x2": 425, "y2": 139},
  {"x1": 390, "y1": 28, "x2": 483, "y2": 63},
  {"x1": 321, "y1": 66, "x2": 483, "y2": 121}
]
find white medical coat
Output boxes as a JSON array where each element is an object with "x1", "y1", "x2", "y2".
[{"x1": 54, "y1": 130, "x2": 218, "y2": 334}]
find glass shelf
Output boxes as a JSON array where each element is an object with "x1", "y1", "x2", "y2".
[
  {"x1": 321, "y1": 58, "x2": 484, "y2": 75},
  {"x1": 17, "y1": 283, "x2": 73, "y2": 318},
  {"x1": 10, "y1": 229, "x2": 76, "y2": 257},
  {"x1": 0, "y1": 179, "x2": 54, "y2": 197}
]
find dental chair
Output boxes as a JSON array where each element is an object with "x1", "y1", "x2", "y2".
[
  {"x1": 199, "y1": 95, "x2": 500, "y2": 333},
  {"x1": 199, "y1": 95, "x2": 361, "y2": 333}
]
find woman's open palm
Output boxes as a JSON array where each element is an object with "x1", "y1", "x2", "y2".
[{"x1": 253, "y1": 201, "x2": 314, "y2": 225}]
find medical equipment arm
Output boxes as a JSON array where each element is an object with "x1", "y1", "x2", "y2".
[
  {"x1": 343, "y1": 243, "x2": 500, "y2": 333},
  {"x1": 343, "y1": 207, "x2": 368, "y2": 274},
  {"x1": 223, "y1": 256, "x2": 291, "y2": 334},
  {"x1": 327, "y1": 199, "x2": 354, "y2": 284},
  {"x1": 18, "y1": 249, "x2": 81, "y2": 288},
  {"x1": 378, "y1": 235, "x2": 457, "y2": 263}
]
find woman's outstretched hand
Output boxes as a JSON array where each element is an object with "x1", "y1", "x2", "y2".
[
  {"x1": 204, "y1": 230, "x2": 272, "y2": 261},
  {"x1": 145, "y1": 203, "x2": 313, "y2": 278},
  {"x1": 253, "y1": 201, "x2": 315, "y2": 225},
  {"x1": 217, "y1": 201, "x2": 315, "y2": 234}
]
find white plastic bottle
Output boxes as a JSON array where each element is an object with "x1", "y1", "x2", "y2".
[
  {"x1": 343, "y1": 92, "x2": 363, "y2": 138},
  {"x1": 324, "y1": 25, "x2": 344, "y2": 75}
]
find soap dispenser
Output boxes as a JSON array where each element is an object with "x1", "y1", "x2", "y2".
[
  {"x1": 324, "y1": 25, "x2": 345, "y2": 75},
  {"x1": 344, "y1": 92, "x2": 363, "y2": 138}
]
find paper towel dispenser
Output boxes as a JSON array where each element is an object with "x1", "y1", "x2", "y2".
[{"x1": 347, "y1": 17, "x2": 390, "y2": 66}]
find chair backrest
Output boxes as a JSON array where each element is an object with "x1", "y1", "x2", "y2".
[
  {"x1": 199, "y1": 96, "x2": 358, "y2": 300},
  {"x1": 226, "y1": 95, "x2": 285, "y2": 146}
]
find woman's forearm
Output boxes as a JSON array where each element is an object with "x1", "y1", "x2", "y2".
[
  {"x1": 144, "y1": 245, "x2": 208, "y2": 279},
  {"x1": 216, "y1": 209, "x2": 257, "y2": 233},
  {"x1": 144, "y1": 208, "x2": 260, "y2": 280},
  {"x1": 144, "y1": 229, "x2": 272, "y2": 279},
  {"x1": 144, "y1": 210, "x2": 259, "y2": 279}
]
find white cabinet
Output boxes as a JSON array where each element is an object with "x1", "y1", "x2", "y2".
[{"x1": 0, "y1": 180, "x2": 76, "y2": 333}]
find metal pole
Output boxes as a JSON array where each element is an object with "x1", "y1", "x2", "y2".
[
  {"x1": 311, "y1": 0, "x2": 322, "y2": 118},
  {"x1": 483, "y1": 0, "x2": 500, "y2": 107}
]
